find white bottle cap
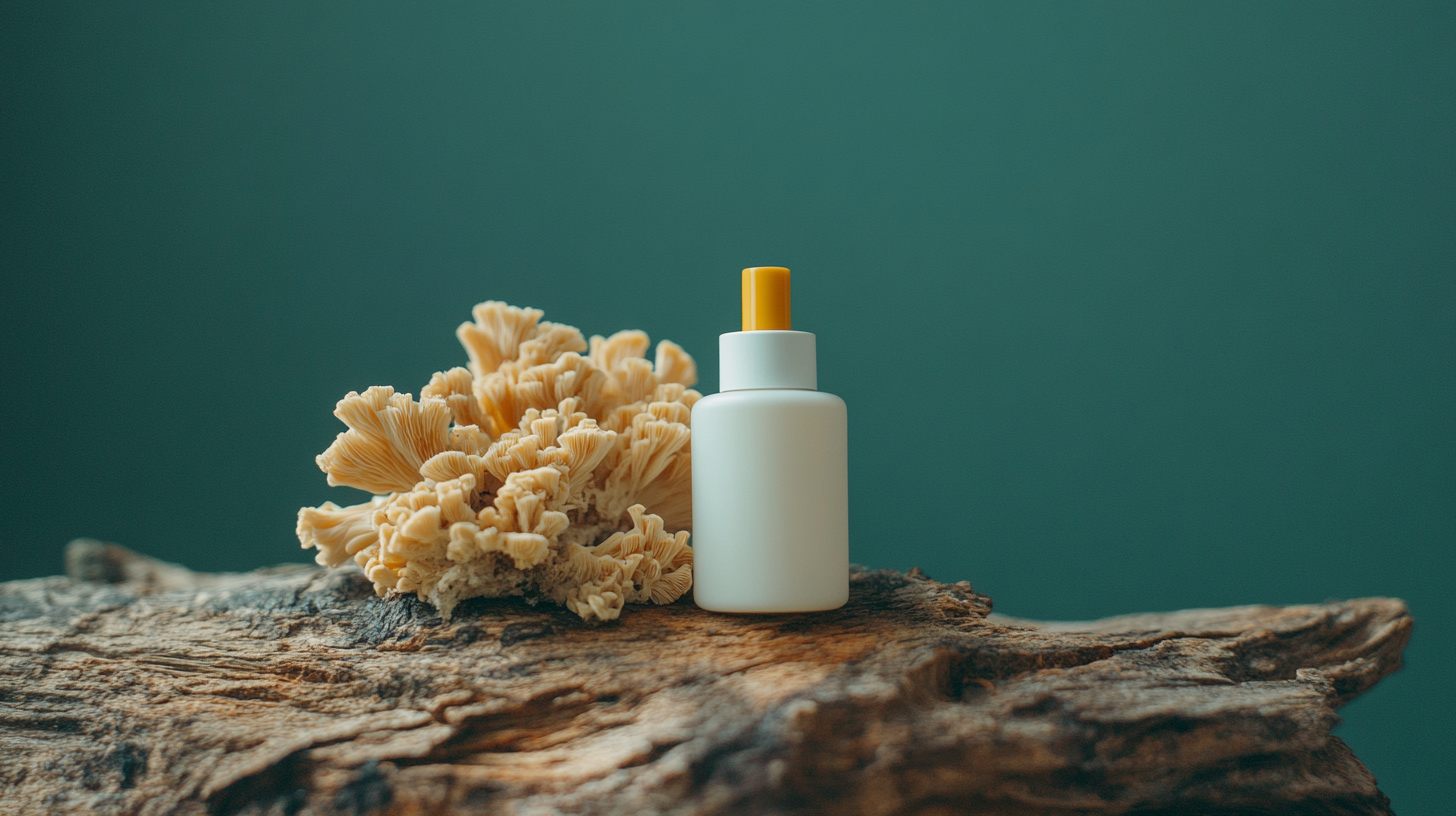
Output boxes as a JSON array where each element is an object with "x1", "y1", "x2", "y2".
[{"x1": 719, "y1": 330, "x2": 817, "y2": 391}]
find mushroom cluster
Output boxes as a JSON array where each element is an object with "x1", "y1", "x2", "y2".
[{"x1": 297, "y1": 302, "x2": 699, "y2": 621}]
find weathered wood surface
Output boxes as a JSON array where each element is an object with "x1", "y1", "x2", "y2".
[{"x1": 0, "y1": 541, "x2": 1410, "y2": 816}]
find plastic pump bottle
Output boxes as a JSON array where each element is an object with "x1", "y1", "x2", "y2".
[{"x1": 691, "y1": 267, "x2": 849, "y2": 613}]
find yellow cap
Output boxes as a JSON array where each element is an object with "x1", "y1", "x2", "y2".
[{"x1": 742, "y1": 267, "x2": 791, "y2": 331}]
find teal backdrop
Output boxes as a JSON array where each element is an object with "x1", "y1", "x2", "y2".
[{"x1": 2, "y1": 2, "x2": 1452, "y2": 810}]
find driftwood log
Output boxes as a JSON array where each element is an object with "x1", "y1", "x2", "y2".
[{"x1": 0, "y1": 541, "x2": 1410, "y2": 816}]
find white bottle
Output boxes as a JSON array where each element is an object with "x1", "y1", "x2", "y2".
[{"x1": 691, "y1": 267, "x2": 849, "y2": 613}]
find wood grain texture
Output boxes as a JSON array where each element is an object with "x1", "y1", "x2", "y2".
[{"x1": 0, "y1": 541, "x2": 1410, "y2": 816}]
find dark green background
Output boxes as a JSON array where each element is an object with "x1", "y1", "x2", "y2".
[{"x1": 2, "y1": 2, "x2": 1451, "y2": 810}]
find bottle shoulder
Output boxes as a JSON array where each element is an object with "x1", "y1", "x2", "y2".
[{"x1": 693, "y1": 389, "x2": 845, "y2": 412}]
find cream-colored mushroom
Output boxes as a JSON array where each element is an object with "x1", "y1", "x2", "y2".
[
  {"x1": 315, "y1": 386, "x2": 454, "y2": 494},
  {"x1": 296, "y1": 496, "x2": 388, "y2": 567},
  {"x1": 299, "y1": 301, "x2": 700, "y2": 622},
  {"x1": 423, "y1": 367, "x2": 492, "y2": 432}
]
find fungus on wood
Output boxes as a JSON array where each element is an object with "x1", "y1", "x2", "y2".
[
  {"x1": 298, "y1": 302, "x2": 700, "y2": 623},
  {"x1": 0, "y1": 541, "x2": 1408, "y2": 816}
]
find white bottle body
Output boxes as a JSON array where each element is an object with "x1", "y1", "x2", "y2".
[{"x1": 690, "y1": 388, "x2": 849, "y2": 612}]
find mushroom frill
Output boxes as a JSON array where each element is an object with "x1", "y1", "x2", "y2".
[{"x1": 297, "y1": 302, "x2": 698, "y2": 622}]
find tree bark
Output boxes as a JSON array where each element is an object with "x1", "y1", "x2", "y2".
[{"x1": 0, "y1": 541, "x2": 1410, "y2": 816}]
